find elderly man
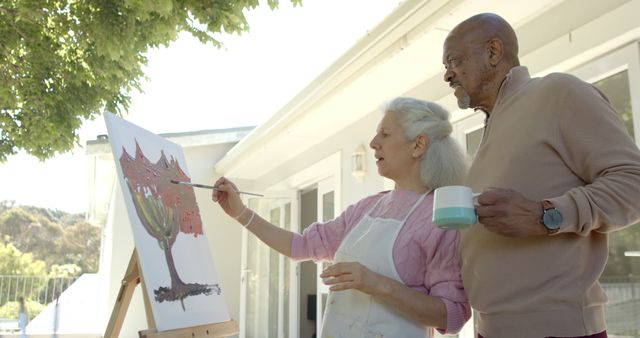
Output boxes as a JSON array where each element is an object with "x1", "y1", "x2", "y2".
[{"x1": 443, "y1": 13, "x2": 640, "y2": 338}]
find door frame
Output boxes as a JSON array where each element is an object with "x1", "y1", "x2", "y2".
[{"x1": 314, "y1": 176, "x2": 338, "y2": 335}]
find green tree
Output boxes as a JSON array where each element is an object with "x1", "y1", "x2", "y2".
[
  {"x1": 57, "y1": 221, "x2": 101, "y2": 272},
  {"x1": 48, "y1": 263, "x2": 82, "y2": 278},
  {"x1": 0, "y1": 0, "x2": 301, "y2": 162},
  {"x1": 0, "y1": 208, "x2": 64, "y2": 264},
  {"x1": 0, "y1": 200, "x2": 16, "y2": 214},
  {"x1": 0, "y1": 207, "x2": 35, "y2": 240},
  {"x1": 22, "y1": 217, "x2": 64, "y2": 266},
  {"x1": 1, "y1": 205, "x2": 101, "y2": 274},
  {"x1": 0, "y1": 241, "x2": 46, "y2": 276}
]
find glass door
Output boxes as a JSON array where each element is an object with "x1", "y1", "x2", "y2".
[
  {"x1": 570, "y1": 42, "x2": 640, "y2": 337},
  {"x1": 240, "y1": 191, "x2": 299, "y2": 338}
]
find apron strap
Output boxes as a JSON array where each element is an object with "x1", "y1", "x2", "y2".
[
  {"x1": 366, "y1": 192, "x2": 387, "y2": 216},
  {"x1": 400, "y1": 190, "x2": 431, "y2": 223}
]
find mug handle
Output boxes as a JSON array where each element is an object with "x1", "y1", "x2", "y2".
[{"x1": 472, "y1": 192, "x2": 481, "y2": 207}]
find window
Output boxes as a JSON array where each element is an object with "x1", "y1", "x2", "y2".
[{"x1": 465, "y1": 127, "x2": 484, "y2": 158}]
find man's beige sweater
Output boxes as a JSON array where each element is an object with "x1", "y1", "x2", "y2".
[{"x1": 462, "y1": 66, "x2": 640, "y2": 337}]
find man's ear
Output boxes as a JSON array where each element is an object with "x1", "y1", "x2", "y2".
[
  {"x1": 487, "y1": 38, "x2": 504, "y2": 66},
  {"x1": 413, "y1": 135, "x2": 429, "y2": 158}
]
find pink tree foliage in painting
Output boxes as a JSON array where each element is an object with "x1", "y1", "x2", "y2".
[{"x1": 119, "y1": 141, "x2": 220, "y2": 310}]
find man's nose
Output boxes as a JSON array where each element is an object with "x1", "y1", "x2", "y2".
[{"x1": 443, "y1": 69, "x2": 453, "y2": 83}]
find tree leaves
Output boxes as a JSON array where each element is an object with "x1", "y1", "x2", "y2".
[
  {"x1": 0, "y1": 0, "x2": 302, "y2": 162},
  {"x1": 0, "y1": 203, "x2": 99, "y2": 273},
  {"x1": 0, "y1": 241, "x2": 46, "y2": 276}
]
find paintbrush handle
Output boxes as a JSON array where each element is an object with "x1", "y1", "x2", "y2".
[
  {"x1": 184, "y1": 182, "x2": 216, "y2": 189},
  {"x1": 229, "y1": 190, "x2": 264, "y2": 197},
  {"x1": 172, "y1": 180, "x2": 264, "y2": 197}
]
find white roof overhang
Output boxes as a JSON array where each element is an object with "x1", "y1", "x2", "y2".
[{"x1": 215, "y1": 0, "x2": 638, "y2": 180}]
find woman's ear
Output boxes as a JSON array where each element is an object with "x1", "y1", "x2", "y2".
[{"x1": 413, "y1": 135, "x2": 429, "y2": 158}]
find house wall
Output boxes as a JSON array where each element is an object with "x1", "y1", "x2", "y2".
[{"x1": 253, "y1": 107, "x2": 387, "y2": 209}]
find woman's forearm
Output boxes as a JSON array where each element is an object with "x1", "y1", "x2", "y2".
[
  {"x1": 236, "y1": 208, "x2": 294, "y2": 257},
  {"x1": 373, "y1": 274, "x2": 448, "y2": 330}
]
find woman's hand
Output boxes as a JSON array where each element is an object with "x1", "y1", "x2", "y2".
[
  {"x1": 212, "y1": 177, "x2": 294, "y2": 257},
  {"x1": 320, "y1": 262, "x2": 384, "y2": 295},
  {"x1": 321, "y1": 261, "x2": 453, "y2": 330},
  {"x1": 211, "y1": 177, "x2": 245, "y2": 219}
]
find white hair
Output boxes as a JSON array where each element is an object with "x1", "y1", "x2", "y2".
[{"x1": 384, "y1": 97, "x2": 469, "y2": 189}]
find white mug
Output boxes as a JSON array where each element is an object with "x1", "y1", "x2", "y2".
[{"x1": 432, "y1": 185, "x2": 478, "y2": 229}]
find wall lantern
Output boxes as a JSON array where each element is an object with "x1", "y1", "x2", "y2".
[{"x1": 351, "y1": 144, "x2": 367, "y2": 182}]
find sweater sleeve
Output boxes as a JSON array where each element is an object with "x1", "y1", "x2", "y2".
[
  {"x1": 427, "y1": 230, "x2": 471, "y2": 334},
  {"x1": 290, "y1": 195, "x2": 377, "y2": 262},
  {"x1": 551, "y1": 78, "x2": 640, "y2": 235}
]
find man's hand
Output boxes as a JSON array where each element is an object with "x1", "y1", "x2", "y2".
[{"x1": 476, "y1": 188, "x2": 547, "y2": 237}]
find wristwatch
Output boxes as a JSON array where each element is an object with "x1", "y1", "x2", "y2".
[{"x1": 541, "y1": 200, "x2": 562, "y2": 234}]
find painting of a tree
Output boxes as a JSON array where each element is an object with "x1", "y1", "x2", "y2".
[
  {"x1": 105, "y1": 112, "x2": 229, "y2": 331},
  {"x1": 119, "y1": 141, "x2": 220, "y2": 310}
]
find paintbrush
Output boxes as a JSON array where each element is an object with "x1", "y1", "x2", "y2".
[{"x1": 170, "y1": 180, "x2": 264, "y2": 197}]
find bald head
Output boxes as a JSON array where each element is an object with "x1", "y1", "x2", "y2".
[
  {"x1": 448, "y1": 13, "x2": 519, "y2": 66},
  {"x1": 442, "y1": 13, "x2": 520, "y2": 112}
]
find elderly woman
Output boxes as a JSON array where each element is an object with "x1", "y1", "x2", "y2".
[{"x1": 213, "y1": 97, "x2": 471, "y2": 337}]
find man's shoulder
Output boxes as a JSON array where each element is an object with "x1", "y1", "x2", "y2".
[
  {"x1": 538, "y1": 72, "x2": 585, "y2": 86},
  {"x1": 529, "y1": 71, "x2": 594, "y2": 97}
]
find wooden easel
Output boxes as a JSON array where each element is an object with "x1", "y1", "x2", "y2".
[{"x1": 104, "y1": 250, "x2": 239, "y2": 338}]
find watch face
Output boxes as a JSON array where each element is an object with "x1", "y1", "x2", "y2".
[{"x1": 543, "y1": 209, "x2": 563, "y2": 229}]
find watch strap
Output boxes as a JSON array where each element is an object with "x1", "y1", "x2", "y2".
[{"x1": 542, "y1": 200, "x2": 555, "y2": 211}]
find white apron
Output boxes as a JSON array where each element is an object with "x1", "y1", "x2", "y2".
[{"x1": 320, "y1": 192, "x2": 433, "y2": 338}]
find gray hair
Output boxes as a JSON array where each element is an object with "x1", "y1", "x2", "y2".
[{"x1": 384, "y1": 97, "x2": 468, "y2": 189}]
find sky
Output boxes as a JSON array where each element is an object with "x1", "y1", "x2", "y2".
[{"x1": 0, "y1": 0, "x2": 401, "y2": 214}]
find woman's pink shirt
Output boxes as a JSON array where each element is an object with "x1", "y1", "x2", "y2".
[{"x1": 290, "y1": 189, "x2": 471, "y2": 334}]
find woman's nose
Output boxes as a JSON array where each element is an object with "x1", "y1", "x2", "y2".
[{"x1": 369, "y1": 137, "x2": 377, "y2": 149}]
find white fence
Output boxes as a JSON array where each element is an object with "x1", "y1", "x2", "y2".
[{"x1": 0, "y1": 275, "x2": 77, "y2": 306}]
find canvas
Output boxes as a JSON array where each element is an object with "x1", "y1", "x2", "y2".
[{"x1": 104, "y1": 112, "x2": 230, "y2": 331}]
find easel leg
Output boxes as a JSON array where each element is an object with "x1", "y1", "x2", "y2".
[{"x1": 105, "y1": 250, "x2": 141, "y2": 338}]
